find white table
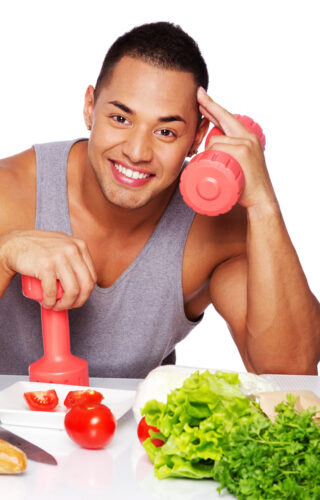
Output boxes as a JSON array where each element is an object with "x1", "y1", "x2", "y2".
[{"x1": 0, "y1": 373, "x2": 319, "y2": 500}]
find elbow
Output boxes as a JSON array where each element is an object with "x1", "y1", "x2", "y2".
[
  {"x1": 244, "y1": 337, "x2": 319, "y2": 376},
  {"x1": 246, "y1": 352, "x2": 319, "y2": 376},
  {"x1": 255, "y1": 364, "x2": 318, "y2": 376}
]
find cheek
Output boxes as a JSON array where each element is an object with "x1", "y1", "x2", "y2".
[
  {"x1": 90, "y1": 119, "x2": 110, "y2": 145},
  {"x1": 159, "y1": 148, "x2": 188, "y2": 180},
  {"x1": 91, "y1": 114, "x2": 118, "y2": 142},
  {"x1": 167, "y1": 142, "x2": 191, "y2": 164},
  {"x1": 87, "y1": 133, "x2": 107, "y2": 174},
  {"x1": 88, "y1": 130, "x2": 117, "y2": 168}
]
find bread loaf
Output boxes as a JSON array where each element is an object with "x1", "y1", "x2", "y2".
[{"x1": 0, "y1": 439, "x2": 27, "y2": 474}]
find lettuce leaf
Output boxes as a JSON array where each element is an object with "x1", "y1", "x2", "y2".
[{"x1": 141, "y1": 370, "x2": 265, "y2": 479}]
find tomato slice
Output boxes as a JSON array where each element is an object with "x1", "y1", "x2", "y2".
[
  {"x1": 64, "y1": 389, "x2": 104, "y2": 408},
  {"x1": 137, "y1": 416, "x2": 164, "y2": 447},
  {"x1": 24, "y1": 389, "x2": 59, "y2": 411}
]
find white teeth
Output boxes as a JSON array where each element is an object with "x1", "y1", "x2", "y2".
[{"x1": 114, "y1": 162, "x2": 150, "y2": 179}]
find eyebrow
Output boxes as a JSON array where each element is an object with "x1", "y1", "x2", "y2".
[{"x1": 108, "y1": 100, "x2": 186, "y2": 124}]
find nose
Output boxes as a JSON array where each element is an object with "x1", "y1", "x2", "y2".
[{"x1": 122, "y1": 127, "x2": 153, "y2": 164}]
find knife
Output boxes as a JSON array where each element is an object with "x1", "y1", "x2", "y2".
[{"x1": 0, "y1": 424, "x2": 57, "y2": 465}]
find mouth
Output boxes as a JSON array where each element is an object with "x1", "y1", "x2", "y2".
[
  {"x1": 113, "y1": 161, "x2": 153, "y2": 179},
  {"x1": 110, "y1": 160, "x2": 155, "y2": 187}
]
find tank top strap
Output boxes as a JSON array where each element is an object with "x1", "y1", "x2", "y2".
[{"x1": 33, "y1": 139, "x2": 84, "y2": 234}]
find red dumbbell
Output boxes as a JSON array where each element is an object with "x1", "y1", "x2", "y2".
[
  {"x1": 22, "y1": 275, "x2": 89, "y2": 385},
  {"x1": 180, "y1": 115, "x2": 266, "y2": 216}
]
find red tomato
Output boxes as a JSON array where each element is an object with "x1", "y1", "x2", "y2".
[
  {"x1": 24, "y1": 389, "x2": 59, "y2": 411},
  {"x1": 64, "y1": 389, "x2": 104, "y2": 408},
  {"x1": 137, "y1": 417, "x2": 164, "y2": 447},
  {"x1": 64, "y1": 403, "x2": 116, "y2": 449}
]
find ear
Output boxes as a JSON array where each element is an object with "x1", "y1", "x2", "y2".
[
  {"x1": 83, "y1": 85, "x2": 95, "y2": 130},
  {"x1": 188, "y1": 117, "x2": 210, "y2": 155}
]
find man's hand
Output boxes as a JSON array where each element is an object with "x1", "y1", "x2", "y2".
[
  {"x1": 197, "y1": 87, "x2": 277, "y2": 211},
  {"x1": 0, "y1": 230, "x2": 97, "y2": 310}
]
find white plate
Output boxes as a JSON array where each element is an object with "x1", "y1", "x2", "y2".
[{"x1": 0, "y1": 381, "x2": 135, "y2": 429}]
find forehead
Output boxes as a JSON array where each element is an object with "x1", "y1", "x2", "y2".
[{"x1": 96, "y1": 56, "x2": 198, "y2": 118}]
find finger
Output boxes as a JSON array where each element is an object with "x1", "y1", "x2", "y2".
[
  {"x1": 198, "y1": 87, "x2": 249, "y2": 138},
  {"x1": 52, "y1": 259, "x2": 81, "y2": 311},
  {"x1": 39, "y1": 270, "x2": 58, "y2": 309},
  {"x1": 74, "y1": 239, "x2": 97, "y2": 283},
  {"x1": 205, "y1": 142, "x2": 253, "y2": 163},
  {"x1": 199, "y1": 105, "x2": 221, "y2": 128},
  {"x1": 206, "y1": 135, "x2": 253, "y2": 151},
  {"x1": 199, "y1": 105, "x2": 222, "y2": 129},
  {"x1": 65, "y1": 254, "x2": 96, "y2": 309},
  {"x1": 54, "y1": 253, "x2": 95, "y2": 311}
]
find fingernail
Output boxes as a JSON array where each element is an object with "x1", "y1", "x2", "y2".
[
  {"x1": 198, "y1": 86, "x2": 207, "y2": 95},
  {"x1": 41, "y1": 303, "x2": 52, "y2": 310}
]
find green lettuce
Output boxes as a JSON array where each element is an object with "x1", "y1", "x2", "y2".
[{"x1": 141, "y1": 370, "x2": 266, "y2": 479}]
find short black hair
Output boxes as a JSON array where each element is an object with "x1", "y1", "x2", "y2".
[{"x1": 94, "y1": 22, "x2": 209, "y2": 101}]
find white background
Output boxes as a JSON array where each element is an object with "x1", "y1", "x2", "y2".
[{"x1": 0, "y1": 0, "x2": 319, "y2": 373}]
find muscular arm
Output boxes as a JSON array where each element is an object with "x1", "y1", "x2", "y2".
[
  {"x1": 0, "y1": 148, "x2": 36, "y2": 297},
  {"x1": 0, "y1": 149, "x2": 96, "y2": 309},
  {"x1": 210, "y1": 206, "x2": 320, "y2": 374},
  {"x1": 197, "y1": 87, "x2": 320, "y2": 375},
  {"x1": 246, "y1": 204, "x2": 320, "y2": 373}
]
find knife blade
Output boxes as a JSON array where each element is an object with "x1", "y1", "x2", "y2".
[{"x1": 0, "y1": 425, "x2": 57, "y2": 465}]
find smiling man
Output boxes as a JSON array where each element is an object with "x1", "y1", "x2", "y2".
[{"x1": 0, "y1": 22, "x2": 319, "y2": 377}]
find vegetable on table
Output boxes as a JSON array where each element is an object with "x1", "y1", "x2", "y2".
[
  {"x1": 64, "y1": 403, "x2": 116, "y2": 449},
  {"x1": 64, "y1": 389, "x2": 103, "y2": 408},
  {"x1": 132, "y1": 364, "x2": 276, "y2": 423},
  {"x1": 137, "y1": 416, "x2": 164, "y2": 447},
  {"x1": 141, "y1": 370, "x2": 320, "y2": 499},
  {"x1": 24, "y1": 389, "x2": 59, "y2": 411},
  {"x1": 213, "y1": 393, "x2": 320, "y2": 499}
]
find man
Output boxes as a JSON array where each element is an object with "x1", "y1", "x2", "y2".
[{"x1": 0, "y1": 22, "x2": 319, "y2": 377}]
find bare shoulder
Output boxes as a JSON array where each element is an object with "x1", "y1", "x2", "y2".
[{"x1": 0, "y1": 148, "x2": 36, "y2": 234}]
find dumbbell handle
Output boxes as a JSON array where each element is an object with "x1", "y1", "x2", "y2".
[
  {"x1": 22, "y1": 275, "x2": 89, "y2": 385},
  {"x1": 40, "y1": 307, "x2": 71, "y2": 361},
  {"x1": 22, "y1": 276, "x2": 71, "y2": 360}
]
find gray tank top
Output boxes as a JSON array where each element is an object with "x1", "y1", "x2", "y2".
[{"x1": 0, "y1": 139, "x2": 203, "y2": 377}]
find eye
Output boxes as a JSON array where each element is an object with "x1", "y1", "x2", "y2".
[
  {"x1": 111, "y1": 115, "x2": 130, "y2": 125},
  {"x1": 156, "y1": 129, "x2": 176, "y2": 138}
]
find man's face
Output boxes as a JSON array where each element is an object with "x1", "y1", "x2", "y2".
[{"x1": 85, "y1": 56, "x2": 204, "y2": 210}]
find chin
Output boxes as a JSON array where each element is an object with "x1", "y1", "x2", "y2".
[{"x1": 102, "y1": 188, "x2": 152, "y2": 210}]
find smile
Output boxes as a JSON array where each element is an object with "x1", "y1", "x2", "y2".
[
  {"x1": 113, "y1": 162, "x2": 152, "y2": 179},
  {"x1": 110, "y1": 160, "x2": 154, "y2": 188}
]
